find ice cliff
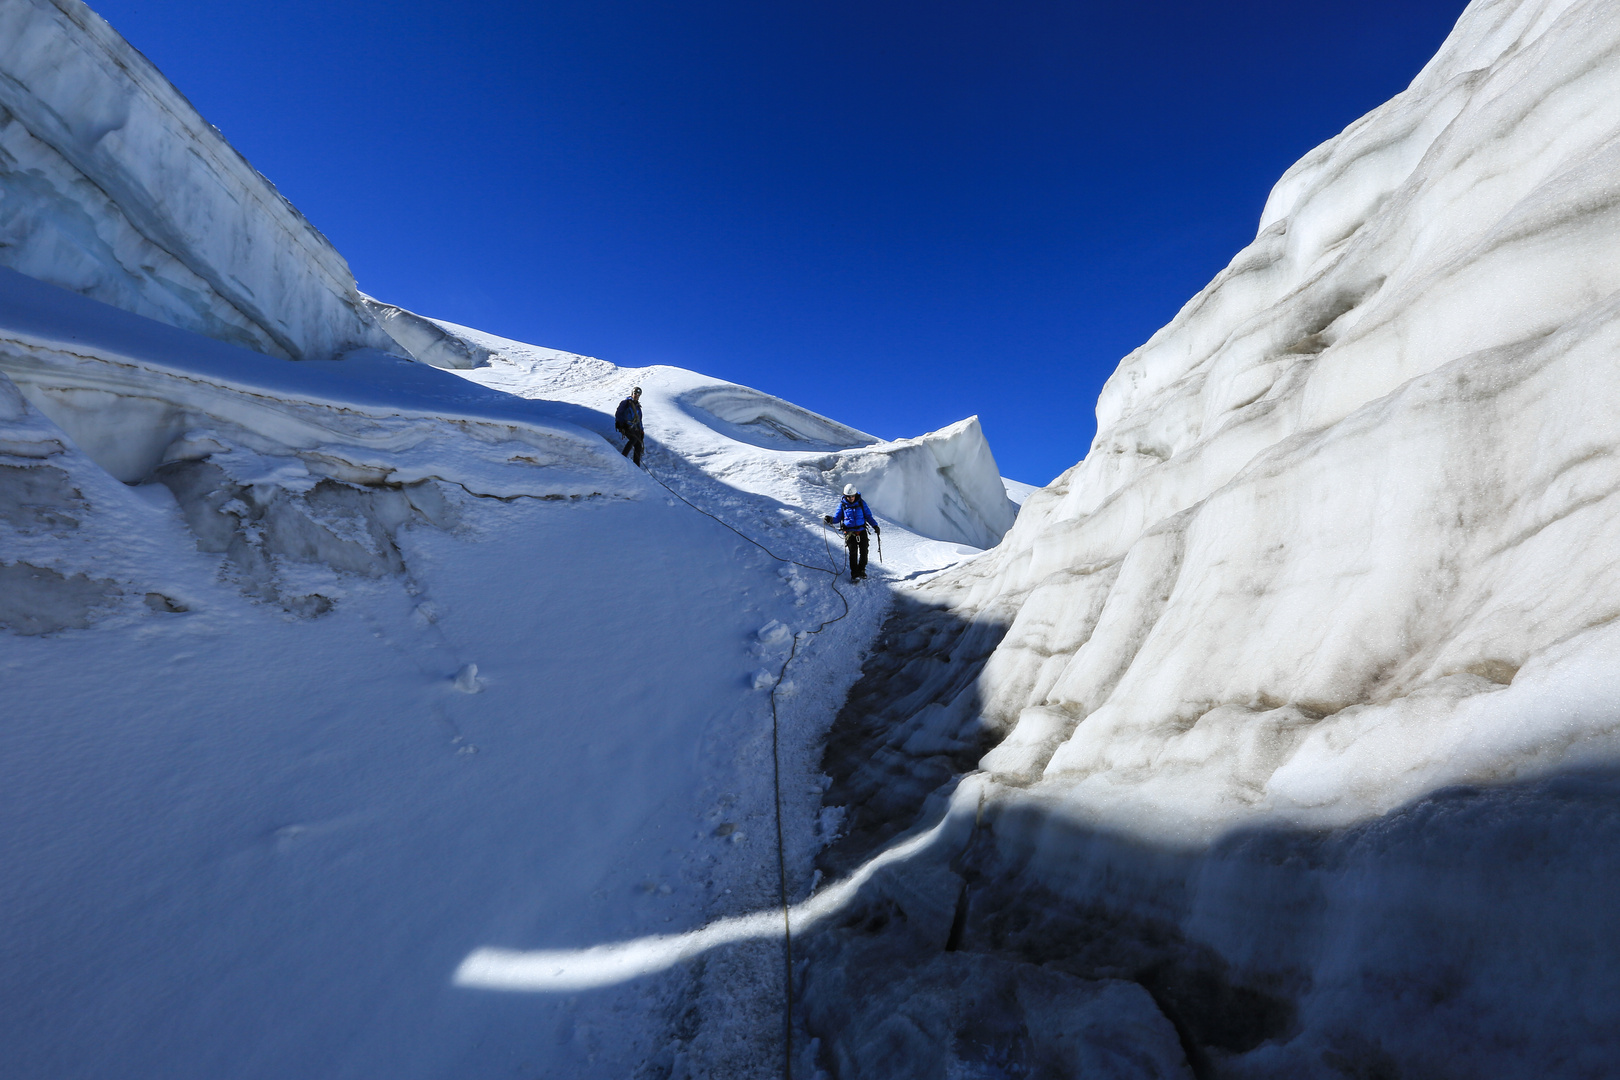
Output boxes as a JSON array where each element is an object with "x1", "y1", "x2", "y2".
[
  {"x1": 801, "y1": 0, "x2": 1620, "y2": 1074},
  {"x1": 953, "y1": 0, "x2": 1620, "y2": 831},
  {"x1": 0, "y1": 0, "x2": 395, "y2": 360}
]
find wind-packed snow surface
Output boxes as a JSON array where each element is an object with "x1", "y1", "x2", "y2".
[
  {"x1": 793, "y1": 0, "x2": 1620, "y2": 1076},
  {"x1": 0, "y1": 253, "x2": 1021, "y2": 1077}
]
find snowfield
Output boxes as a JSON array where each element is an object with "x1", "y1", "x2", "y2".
[{"x1": 0, "y1": 242, "x2": 1014, "y2": 1078}]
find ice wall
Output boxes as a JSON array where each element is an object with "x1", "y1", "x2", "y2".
[
  {"x1": 802, "y1": 1, "x2": 1620, "y2": 1074},
  {"x1": 0, "y1": 267, "x2": 641, "y2": 613},
  {"x1": 362, "y1": 297, "x2": 493, "y2": 371},
  {"x1": 0, "y1": 0, "x2": 397, "y2": 361},
  {"x1": 935, "y1": 0, "x2": 1620, "y2": 831},
  {"x1": 829, "y1": 416, "x2": 1018, "y2": 551}
]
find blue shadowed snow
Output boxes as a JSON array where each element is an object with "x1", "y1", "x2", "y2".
[{"x1": 0, "y1": 267, "x2": 617, "y2": 442}]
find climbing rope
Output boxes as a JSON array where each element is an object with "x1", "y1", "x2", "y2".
[{"x1": 641, "y1": 450, "x2": 852, "y2": 1080}]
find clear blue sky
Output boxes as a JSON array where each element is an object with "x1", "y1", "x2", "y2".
[{"x1": 93, "y1": 0, "x2": 1468, "y2": 484}]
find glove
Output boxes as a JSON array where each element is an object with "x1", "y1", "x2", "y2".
[
  {"x1": 823, "y1": 515, "x2": 835, "y2": 525},
  {"x1": 872, "y1": 525, "x2": 881, "y2": 535}
]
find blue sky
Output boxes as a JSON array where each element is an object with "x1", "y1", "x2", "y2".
[{"x1": 94, "y1": 0, "x2": 1468, "y2": 484}]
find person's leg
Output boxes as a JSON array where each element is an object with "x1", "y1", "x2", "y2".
[
  {"x1": 845, "y1": 532, "x2": 860, "y2": 578},
  {"x1": 631, "y1": 434, "x2": 644, "y2": 466},
  {"x1": 855, "y1": 530, "x2": 869, "y2": 576}
]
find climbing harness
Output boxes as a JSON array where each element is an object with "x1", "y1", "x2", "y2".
[{"x1": 642, "y1": 451, "x2": 851, "y2": 1080}]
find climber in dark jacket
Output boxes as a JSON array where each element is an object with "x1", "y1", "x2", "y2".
[
  {"x1": 615, "y1": 386, "x2": 645, "y2": 466},
  {"x1": 823, "y1": 484, "x2": 880, "y2": 580}
]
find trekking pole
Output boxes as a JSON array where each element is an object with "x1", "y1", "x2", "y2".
[{"x1": 874, "y1": 525, "x2": 882, "y2": 563}]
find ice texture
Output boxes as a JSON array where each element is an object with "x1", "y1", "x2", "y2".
[
  {"x1": 928, "y1": 0, "x2": 1620, "y2": 835},
  {"x1": 0, "y1": 559, "x2": 119, "y2": 633},
  {"x1": 829, "y1": 416, "x2": 1017, "y2": 550},
  {"x1": 362, "y1": 295, "x2": 493, "y2": 370},
  {"x1": 0, "y1": 0, "x2": 397, "y2": 360},
  {"x1": 790, "y1": 1, "x2": 1620, "y2": 1076},
  {"x1": 0, "y1": 266, "x2": 646, "y2": 617},
  {"x1": 0, "y1": 268, "x2": 636, "y2": 496}
]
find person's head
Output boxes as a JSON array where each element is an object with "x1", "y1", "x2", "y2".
[
  {"x1": 631, "y1": 387, "x2": 642, "y2": 399},
  {"x1": 843, "y1": 483, "x2": 858, "y2": 501}
]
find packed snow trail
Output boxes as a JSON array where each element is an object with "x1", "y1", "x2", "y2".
[{"x1": 636, "y1": 452, "x2": 855, "y2": 1079}]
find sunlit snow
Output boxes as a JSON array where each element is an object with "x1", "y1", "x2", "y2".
[{"x1": 8, "y1": 0, "x2": 1620, "y2": 1076}]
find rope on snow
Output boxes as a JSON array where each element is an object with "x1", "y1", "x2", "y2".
[{"x1": 640, "y1": 452, "x2": 853, "y2": 1080}]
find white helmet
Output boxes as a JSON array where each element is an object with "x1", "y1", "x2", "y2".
[{"x1": 843, "y1": 484, "x2": 858, "y2": 496}]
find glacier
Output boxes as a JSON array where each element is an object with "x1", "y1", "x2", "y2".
[
  {"x1": 939, "y1": 0, "x2": 1620, "y2": 832},
  {"x1": 5, "y1": 0, "x2": 1620, "y2": 1076}
]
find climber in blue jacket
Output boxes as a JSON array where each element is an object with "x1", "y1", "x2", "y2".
[{"x1": 823, "y1": 484, "x2": 880, "y2": 580}]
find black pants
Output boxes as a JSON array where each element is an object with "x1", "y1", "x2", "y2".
[
  {"x1": 619, "y1": 427, "x2": 644, "y2": 466},
  {"x1": 843, "y1": 528, "x2": 869, "y2": 578}
]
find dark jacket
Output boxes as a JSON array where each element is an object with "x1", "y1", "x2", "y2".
[
  {"x1": 615, "y1": 397, "x2": 643, "y2": 434},
  {"x1": 829, "y1": 495, "x2": 877, "y2": 532}
]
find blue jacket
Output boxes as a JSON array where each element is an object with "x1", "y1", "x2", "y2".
[
  {"x1": 830, "y1": 495, "x2": 877, "y2": 532},
  {"x1": 615, "y1": 397, "x2": 643, "y2": 433}
]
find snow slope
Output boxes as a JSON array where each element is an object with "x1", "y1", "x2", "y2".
[
  {"x1": 793, "y1": 0, "x2": 1620, "y2": 1075},
  {"x1": 0, "y1": 0, "x2": 395, "y2": 360},
  {"x1": 0, "y1": 252, "x2": 1028, "y2": 1076},
  {"x1": 0, "y1": 4, "x2": 1028, "y2": 1067}
]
